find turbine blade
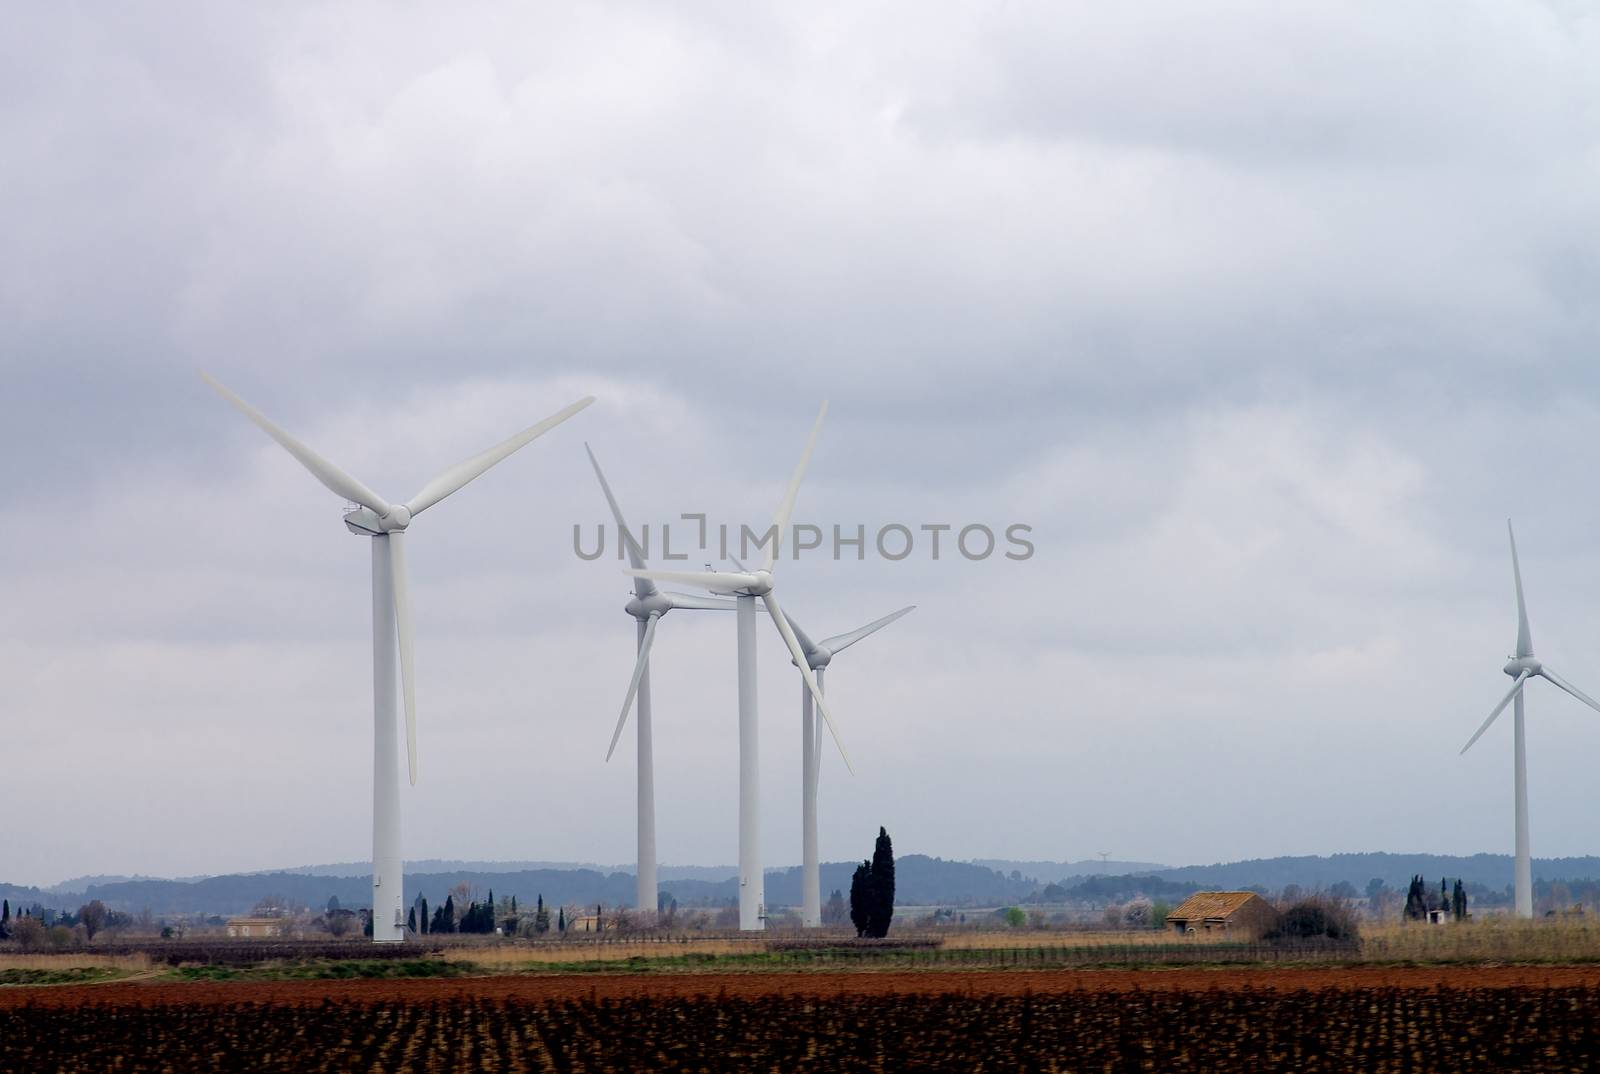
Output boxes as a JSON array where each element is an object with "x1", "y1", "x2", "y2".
[
  {"x1": 584, "y1": 443, "x2": 652, "y2": 599},
  {"x1": 626, "y1": 568, "x2": 759, "y2": 594},
  {"x1": 200, "y1": 371, "x2": 391, "y2": 516},
  {"x1": 1509, "y1": 520, "x2": 1533, "y2": 659},
  {"x1": 407, "y1": 396, "x2": 594, "y2": 516},
  {"x1": 607, "y1": 615, "x2": 659, "y2": 762},
  {"x1": 817, "y1": 605, "x2": 917, "y2": 656},
  {"x1": 662, "y1": 591, "x2": 739, "y2": 612},
  {"x1": 763, "y1": 590, "x2": 853, "y2": 774},
  {"x1": 389, "y1": 531, "x2": 419, "y2": 785},
  {"x1": 764, "y1": 401, "x2": 828, "y2": 572},
  {"x1": 1539, "y1": 666, "x2": 1600, "y2": 716},
  {"x1": 783, "y1": 610, "x2": 820, "y2": 659},
  {"x1": 1461, "y1": 669, "x2": 1530, "y2": 755}
]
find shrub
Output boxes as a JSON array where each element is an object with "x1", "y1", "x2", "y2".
[
  {"x1": 11, "y1": 916, "x2": 47, "y2": 951},
  {"x1": 1271, "y1": 897, "x2": 1360, "y2": 942}
]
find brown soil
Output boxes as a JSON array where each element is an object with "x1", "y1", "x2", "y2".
[{"x1": 6, "y1": 963, "x2": 1600, "y2": 1010}]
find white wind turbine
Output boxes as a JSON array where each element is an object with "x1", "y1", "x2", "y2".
[
  {"x1": 784, "y1": 605, "x2": 914, "y2": 927},
  {"x1": 1460, "y1": 520, "x2": 1600, "y2": 919},
  {"x1": 201, "y1": 372, "x2": 593, "y2": 942},
  {"x1": 585, "y1": 444, "x2": 735, "y2": 915},
  {"x1": 625, "y1": 401, "x2": 851, "y2": 930}
]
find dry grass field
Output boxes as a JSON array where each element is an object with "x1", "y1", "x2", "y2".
[
  {"x1": 0, "y1": 952, "x2": 151, "y2": 973},
  {"x1": 1361, "y1": 917, "x2": 1600, "y2": 962},
  {"x1": 441, "y1": 938, "x2": 760, "y2": 968}
]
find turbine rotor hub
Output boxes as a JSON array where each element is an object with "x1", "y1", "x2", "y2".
[
  {"x1": 743, "y1": 570, "x2": 774, "y2": 596},
  {"x1": 1505, "y1": 657, "x2": 1541, "y2": 678},
  {"x1": 628, "y1": 593, "x2": 673, "y2": 619},
  {"x1": 384, "y1": 505, "x2": 412, "y2": 530}
]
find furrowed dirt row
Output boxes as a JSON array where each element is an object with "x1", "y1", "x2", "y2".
[{"x1": 8, "y1": 962, "x2": 1600, "y2": 1009}]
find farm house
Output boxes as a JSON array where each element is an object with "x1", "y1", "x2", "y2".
[{"x1": 1165, "y1": 892, "x2": 1280, "y2": 938}]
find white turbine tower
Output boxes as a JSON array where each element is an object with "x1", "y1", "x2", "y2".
[
  {"x1": 585, "y1": 444, "x2": 734, "y2": 915},
  {"x1": 1460, "y1": 520, "x2": 1600, "y2": 919},
  {"x1": 201, "y1": 372, "x2": 593, "y2": 942},
  {"x1": 784, "y1": 605, "x2": 914, "y2": 928},
  {"x1": 625, "y1": 401, "x2": 851, "y2": 930}
]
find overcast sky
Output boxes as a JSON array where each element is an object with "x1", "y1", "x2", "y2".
[{"x1": 6, "y1": 2, "x2": 1600, "y2": 887}]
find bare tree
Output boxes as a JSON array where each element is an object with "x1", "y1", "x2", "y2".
[
  {"x1": 253, "y1": 894, "x2": 292, "y2": 917},
  {"x1": 1123, "y1": 900, "x2": 1153, "y2": 929},
  {"x1": 78, "y1": 901, "x2": 108, "y2": 941},
  {"x1": 12, "y1": 916, "x2": 47, "y2": 951}
]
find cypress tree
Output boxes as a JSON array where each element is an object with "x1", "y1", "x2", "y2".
[
  {"x1": 868, "y1": 826, "x2": 896, "y2": 938},
  {"x1": 849, "y1": 861, "x2": 871, "y2": 936},
  {"x1": 420, "y1": 896, "x2": 429, "y2": 934},
  {"x1": 407, "y1": 907, "x2": 416, "y2": 933},
  {"x1": 443, "y1": 894, "x2": 456, "y2": 932},
  {"x1": 558, "y1": 906, "x2": 566, "y2": 931},
  {"x1": 1402, "y1": 875, "x2": 1425, "y2": 921}
]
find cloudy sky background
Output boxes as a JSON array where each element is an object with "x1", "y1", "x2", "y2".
[{"x1": 5, "y1": 1, "x2": 1600, "y2": 887}]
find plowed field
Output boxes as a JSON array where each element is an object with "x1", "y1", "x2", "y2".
[
  {"x1": 9, "y1": 965, "x2": 1600, "y2": 1071},
  {"x1": 5, "y1": 961, "x2": 1600, "y2": 1008}
]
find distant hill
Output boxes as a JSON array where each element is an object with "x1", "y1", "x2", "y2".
[
  {"x1": 16, "y1": 851, "x2": 1600, "y2": 917},
  {"x1": 259, "y1": 861, "x2": 738, "y2": 882},
  {"x1": 973, "y1": 860, "x2": 1170, "y2": 885},
  {"x1": 0, "y1": 882, "x2": 55, "y2": 911},
  {"x1": 43, "y1": 856, "x2": 1028, "y2": 916},
  {"x1": 763, "y1": 856, "x2": 1036, "y2": 908},
  {"x1": 1047, "y1": 874, "x2": 1201, "y2": 903},
  {"x1": 1148, "y1": 853, "x2": 1600, "y2": 893},
  {"x1": 43, "y1": 874, "x2": 193, "y2": 895}
]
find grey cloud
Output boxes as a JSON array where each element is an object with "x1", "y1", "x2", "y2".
[{"x1": 6, "y1": 2, "x2": 1600, "y2": 885}]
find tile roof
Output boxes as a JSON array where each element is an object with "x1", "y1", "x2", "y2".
[{"x1": 1165, "y1": 891, "x2": 1262, "y2": 921}]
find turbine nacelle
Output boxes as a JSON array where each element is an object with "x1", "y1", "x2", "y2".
[
  {"x1": 732, "y1": 570, "x2": 774, "y2": 598},
  {"x1": 625, "y1": 592, "x2": 673, "y2": 619},
  {"x1": 788, "y1": 643, "x2": 831, "y2": 669},
  {"x1": 343, "y1": 505, "x2": 413, "y2": 536},
  {"x1": 1504, "y1": 656, "x2": 1541, "y2": 679}
]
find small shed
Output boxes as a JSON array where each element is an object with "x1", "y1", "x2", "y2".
[{"x1": 1165, "y1": 892, "x2": 1280, "y2": 938}]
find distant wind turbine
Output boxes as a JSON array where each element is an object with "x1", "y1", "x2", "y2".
[
  {"x1": 626, "y1": 402, "x2": 851, "y2": 930},
  {"x1": 202, "y1": 372, "x2": 592, "y2": 941},
  {"x1": 1460, "y1": 520, "x2": 1600, "y2": 919},
  {"x1": 585, "y1": 444, "x2": 734, "y2": 915},
  {"x1": 783, "y1": 605, "x2": 914, "y2": 927}
]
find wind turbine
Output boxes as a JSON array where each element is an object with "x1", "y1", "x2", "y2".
[
  {"x1": 783, "y1": 604, "x2": 914, "y2": 927},
  {"x1": 1460, "y1": 520, "x2": 1600, "y2": 919},
  {"x1": 624, "y1": 401, "x2": 851, "y2": 930},
  {"x1": 201, "y1": 372, "x2": 593, "y2": 942},
  {"x1": 585, "y1": 444, "x2": 735, "y2": 915}
]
